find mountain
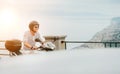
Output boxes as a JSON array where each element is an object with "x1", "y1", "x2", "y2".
[{"x1": 74, "y1": 17, "x2": 120, "y2": 49}]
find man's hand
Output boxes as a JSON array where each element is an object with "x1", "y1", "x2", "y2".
[{"x1": 31, "y1": 46, "x2": 38, "y2": 50}]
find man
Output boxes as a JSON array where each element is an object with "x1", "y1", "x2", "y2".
[{"x1": 23, "y1": 21, "x2": 45, "y2": 50}]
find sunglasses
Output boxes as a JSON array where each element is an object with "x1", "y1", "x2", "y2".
[{"x1": 34, "y1": 26, "x2": 39, "y2": 28}]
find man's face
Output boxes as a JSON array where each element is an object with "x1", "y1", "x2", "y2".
[{"x1": 33, "y1": 24, "x2": 39, "y2": 33}]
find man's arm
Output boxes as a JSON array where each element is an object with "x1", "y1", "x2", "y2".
[{"x1": 24, "y1": 41, "x2": 38, "y2": 50}]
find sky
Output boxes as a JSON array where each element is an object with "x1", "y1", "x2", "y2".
[{"x1": 0, "y1": 0, "x2": 120, "y2": 48}]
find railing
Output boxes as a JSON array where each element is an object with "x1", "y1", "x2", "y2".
[
  {"x1": 0, "y1": 40, "x2": 9, "y2": 56},
  {"x1": 61, "y1": 41, "x2": 120, "y2": 49}
]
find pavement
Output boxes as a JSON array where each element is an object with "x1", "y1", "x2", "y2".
[{"x1": 0, "y1": 48, "x2": 120, "y2": 74}]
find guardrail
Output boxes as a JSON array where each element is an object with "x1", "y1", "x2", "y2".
[
  {"x1": 61, "y1": 41, "x2": 120, "y2": 49},
  {"x1": 0, "y1": 40, "x2": 8, "y2": 56}
]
